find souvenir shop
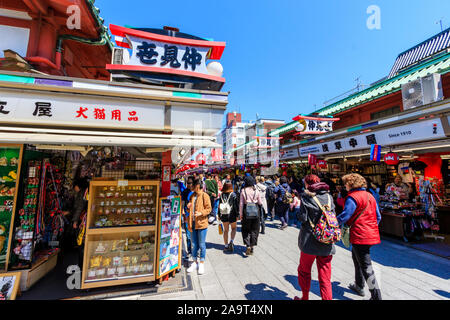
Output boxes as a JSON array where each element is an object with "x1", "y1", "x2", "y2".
[
  {"x1": 0, "y1": 71, "x2": 226, "y2": 298},
  {"x1": 293, "y1": 102, "x2": 450, "y2": 255}
]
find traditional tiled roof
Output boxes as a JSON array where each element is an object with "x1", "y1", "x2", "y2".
[
  {"x1": 388, "y1": 27, "x2": 450, "y2": 78},
  {"x1": 315, "y1": 52, "x2": 450, "y2": 116},
  {"x1": 85, "y1": 0, "x2": 114, "y2": 50}
]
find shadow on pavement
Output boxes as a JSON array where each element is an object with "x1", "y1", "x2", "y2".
[
  {"x1": 205, "y1": 241, "x2": 248, "y2": 257},
  {"x1": 244, "y1": 283, "x2": 291, "y2": 300},
  {"x1": 284, "y1": 274, "x2": 353, "y2": 300},
  {"x1": 334, "y1": 237, "x2": 450, "y2": 281}
]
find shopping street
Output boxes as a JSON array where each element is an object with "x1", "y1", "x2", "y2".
[{"x1": 111, "y1": 220, "x2": 450, "y2": 301}]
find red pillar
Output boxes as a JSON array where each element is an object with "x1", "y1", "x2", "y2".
[{"x1": 161, "y1": 150, "x2": 172, "y2": 197}]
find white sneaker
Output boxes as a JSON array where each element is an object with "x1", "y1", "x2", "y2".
[
  {"x1": 186, "y1": 262, "x2": 198, "y2": 273},
  {"x1": 198, "y1": 262, "x2": 205, "y2": 275}
]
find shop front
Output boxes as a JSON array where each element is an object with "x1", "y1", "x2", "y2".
[
  {"x1": 291, "y1": 100, "x2": 450, "y2": 254},
  {"x1": 0, "y1": 70, "x2": 227, "y2": 297}
]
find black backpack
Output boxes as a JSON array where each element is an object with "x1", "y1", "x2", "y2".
[{"x1": 266, "y1": 183, "x2": 276, "y2": 202}]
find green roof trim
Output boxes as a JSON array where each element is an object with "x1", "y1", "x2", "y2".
[
  {"x1": 85, "y1": 0, "x2": 114, "y2": 51},
  {"x1": 268, "y1": 120, "x2": 297, "y2": 136},
  {"x1": 315, "y1": 52, "x2": 450, "y2": 116}
]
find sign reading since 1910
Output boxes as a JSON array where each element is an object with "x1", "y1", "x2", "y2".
[{"x1": 299, "y1": 119, "x2": 446, "y2": 157}]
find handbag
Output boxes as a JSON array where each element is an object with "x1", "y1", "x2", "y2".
[
  {"x1": 341, "y1": 194, "x2": 369, "y2": 248},
  {"x1": 243, "y1": 188, "x2": 259, "y2": 219}
]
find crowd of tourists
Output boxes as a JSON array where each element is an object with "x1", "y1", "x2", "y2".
[{"x1": 171, "y1": 171, "x2": 387, "y2": 300}]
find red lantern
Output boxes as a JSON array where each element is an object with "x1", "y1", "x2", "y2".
[
  {"x1": 384, "y1": 152, "x2": 399, "y2": 166},
  {"x1": 317, "y1": 159, "x2": 327, "y2": 169},
  {"x1": 189, "y1": 160, "x2": 197, "y2": 169},
  {"x1": 196, "y1": 153, "x2": 206, "y2": 165}
]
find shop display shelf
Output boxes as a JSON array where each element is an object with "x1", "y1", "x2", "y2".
[
  {"x1": 87, "y1": 225, "x2": 156, "y2": 235},
  {"x1": 89, "y1": 223, "x2": 156, "y2": 234},
  {"x1": 84, "y1": 271, "x2": 154, "y2": 283}
]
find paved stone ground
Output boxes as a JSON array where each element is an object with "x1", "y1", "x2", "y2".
[{"x1": 158, "y1": 219, "x2": 450, "y2": 301}]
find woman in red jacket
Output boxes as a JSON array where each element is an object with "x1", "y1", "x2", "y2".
[{"x1": 337, "y1": 173, "x2": 382, "y2": 300}]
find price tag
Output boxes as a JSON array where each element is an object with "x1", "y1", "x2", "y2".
[
  {"x1": 29, "y1": 167, "x2": 36, "y2": 178},
  {"x1": 118, "y1": 180, "x2": 128, "y2": 187}
]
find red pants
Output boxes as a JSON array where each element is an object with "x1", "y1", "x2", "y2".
[{"x1": 297, "y1": 251, "x2": 333, "y2": 300}]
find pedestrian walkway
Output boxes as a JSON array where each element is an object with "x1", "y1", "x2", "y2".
[{"x1": 180, "y1": 220, "x2": 450, "y2": 300}]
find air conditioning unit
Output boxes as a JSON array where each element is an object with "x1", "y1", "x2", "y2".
[{"x1": 401, "y1": 73, "x2": 443, "y2": 110}]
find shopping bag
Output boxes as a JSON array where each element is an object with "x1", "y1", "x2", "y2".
[
  {"x1": 218, "y1": 222, "x2": 224, "y2": 235},
  {"x1": 341, "y1": 226, "x2": 350, "y2": 248}
]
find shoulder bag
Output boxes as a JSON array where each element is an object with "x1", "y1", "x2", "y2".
[
  {"x1": 243, "y1": 188, "x2": 259, "y2": 219},
  {"x1": 341, "y1": 194, "x2": 370, "y2": 248}
]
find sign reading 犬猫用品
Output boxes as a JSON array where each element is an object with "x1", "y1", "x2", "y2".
[{"x1": 0, "y1": 88, "x2": 165, "y2": 130}]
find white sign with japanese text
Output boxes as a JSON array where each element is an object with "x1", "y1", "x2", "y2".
[
  {"x1": 299, "y1": 118, "x2": 446, "y2": 156},
  {"x1": 280, "y1": 147, "x2": 299, "y2": 160},
  {"x1": 294, "y1": 118, "x2": 334, "y2": 134},
  {"x1": 0, "y1": 89, "x2": 165, "y2": 130},
  {"x1": 128, "y1": 36, "x2": 210, "y2": 75}
]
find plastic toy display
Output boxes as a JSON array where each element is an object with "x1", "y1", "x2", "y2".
[
  {"x1": 85, "y1": 232, "x2": 156, "y2": 283},
  {"x1": 90, "y1": 184, "x2": 157, "y2": 228},
  {"x1": 82, "y1": 180, "x2": 160, "y2": 289}
]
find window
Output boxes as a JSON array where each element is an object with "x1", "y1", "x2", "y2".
[{"x1": 370, "y1": 106, "x2": 400, "y2": 120}]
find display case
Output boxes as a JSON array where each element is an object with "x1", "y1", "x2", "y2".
[
  {"x1": 82, "y1": 180, "x2": 160, "y2": 289},
  {"x1": 0, "y1": 144, "x2": 23, "y2": 271}
]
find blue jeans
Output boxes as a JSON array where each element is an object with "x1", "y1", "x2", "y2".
[
  {"x1": 289, "y1": 208, "x2": 301, "y2": 228},
  {"x1": 212, "y1": 199, "x2": 219, "y2": 218},
  {"x1": 191, "y1": 228, "x2": 208, "y2": 262}
]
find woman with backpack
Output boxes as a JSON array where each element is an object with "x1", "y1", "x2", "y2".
[
  {"x1": 338, "y1": 173, "x2": 382, "y2": 300},
  {"x1": 218, "y1": 182, "x2": 239, "y2": 253},
  {"x1": 274, "y1": 176, "x2": 292, "y2": 230},
  {"x1": 239, "y1": 176, "x2": 263, "y2": 256},
  {"x1": 295, "y1": 174, "x2": 336, "y2": 300}
]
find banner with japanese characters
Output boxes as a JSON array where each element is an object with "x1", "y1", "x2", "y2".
[
  {"x1": 299, "y1": 118, "x2": 446, "y2": 157},
  {"x1": 128, "y1": 36, "x2": 210, "y2": 75},
  {"x1": 0, "y1": 88, "x2": 165, "y2": 130},
  {"x1": 292, "y1": 115, "x2": 340, "y2": 135}
]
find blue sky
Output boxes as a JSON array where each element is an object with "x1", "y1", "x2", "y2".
[{"x1": 96, "y1": 0, "x2": 450, "y2": 124}]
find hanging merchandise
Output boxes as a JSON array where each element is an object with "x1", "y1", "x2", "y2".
[
  {"x1": 0, "y1": 145, "x2": 23, "y2": 271},
  {"x1": 10, "y1": 160, "x2": 43, "y2": 269}
]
